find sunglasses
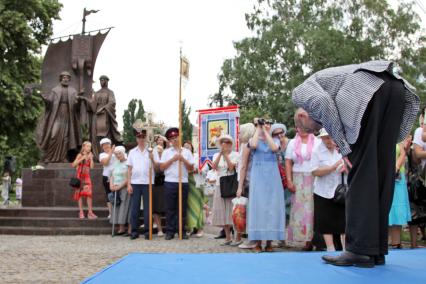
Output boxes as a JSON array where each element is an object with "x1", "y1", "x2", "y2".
[
  {"x1": 136, "y1": 134, "x2": 146, "y2": 139},
  {"x1": 221, "y1": 140, "x2": 232, "y2": 144},
  {"x1": 272, "y1": 131, "x2": 285, "y2": 137}
]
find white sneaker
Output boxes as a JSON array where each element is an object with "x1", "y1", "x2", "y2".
[
  {"x1": 107, "y1": 214, "x2": 111, "y2": 219},
  {"x1": 157, "y1": 231, "x2": 164, "y2": 237},
  {"x1": 238, "y1": 240, "x2": 257, "y2": 249}
]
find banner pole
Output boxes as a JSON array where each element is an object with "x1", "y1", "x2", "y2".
[{"x1": 178, "y1": 47, "x2": 183, "y2": 240}]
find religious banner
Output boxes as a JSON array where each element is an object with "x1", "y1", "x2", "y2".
[{"x1": 197, "y1": 105, "x2": 239, "y2": 171}]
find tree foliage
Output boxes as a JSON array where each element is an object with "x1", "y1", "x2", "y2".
[
  {"x1": 0, "y1": 0, "x2": 62, "y2": 175},
  {"x1": 181, "y1": 99, "x2": 193, "y2": 143},
  {"x1": 122, "y1": 99, "x2": 145, "y2": 144},
  {"x1": 211, "y1": 0, "x2": 426, "y2": 132}
]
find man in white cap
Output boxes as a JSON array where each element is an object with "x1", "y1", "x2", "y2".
[{"x1": 99, "y1": 138, "x2": 116, "y2": 218}]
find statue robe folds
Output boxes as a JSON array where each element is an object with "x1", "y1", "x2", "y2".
[
  {"x1": 89, "y1": 87, "x2": 122, "y2": 157},
  {"x1": 36, "y1": 85, "x2": 82, "y2": 163}
]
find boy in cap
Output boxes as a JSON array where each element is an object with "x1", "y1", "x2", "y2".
[
  {"x1": 99, "y1": 138, "x2": 116, "y2": 218},
  {"x1": 160, "y1": 127, "x2": 195, "y2": 240}
]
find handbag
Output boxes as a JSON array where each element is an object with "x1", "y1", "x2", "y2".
[
  {"x1": 409, "y1": 165, "x2": 426, "y2": 204},
  {"x1": 220, "y1": 171, "x2": 238, "y2": 198},
  {"x1": 69, "y1": 162, "x2": 83, "y2": 189},
  {"x1": 108, "y1": 192, "x2": 121, "y2": 206},
  {"x1": 278, "y1": 163, "x2": 287, "y2": 189},
  {"x1": 333, "y1": 173, "x2": 347, "y2": 205}
]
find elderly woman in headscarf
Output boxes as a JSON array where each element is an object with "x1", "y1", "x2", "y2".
[{"x1": 109, "y1": 146, "x2": 131, "y2": 235}]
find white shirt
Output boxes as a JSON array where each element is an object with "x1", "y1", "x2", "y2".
[
  {"x1": 413, "y1": 127, "x2": 426, "y2": 167},
  {"x1": 160, "y1": 147, "x2": 195, "y2": 183},
  {"x1": 99, "y1": 152, "x2": 117, "y2": 177},
  {"x1": 285, "y1": 137, "x2": 321, "y2": 173},
  {"x1": 127, "y1": 146, "x2": 159, "y2": 184},
  {"x1": 311, "y1": 142, "x2": 343, "y2": 199},
  {"x1": 213, "y1": 151, "x2": 239, "y2": 186}
]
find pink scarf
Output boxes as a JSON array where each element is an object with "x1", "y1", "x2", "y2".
[{"x1": 294, "y1": 133, "x2": 315, "y2": 164}]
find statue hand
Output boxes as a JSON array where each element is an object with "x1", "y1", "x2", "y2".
[{"x1": 78, "y1": 88, "x2": 85, "y2": 95}]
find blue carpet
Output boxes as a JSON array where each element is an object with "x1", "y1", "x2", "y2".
[{"x1": 83, "y1": 249, "x2": 426, "y2": 284}]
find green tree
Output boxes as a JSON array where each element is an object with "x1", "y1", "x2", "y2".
[
  {"x1": 211, "y1": 0, "x2": 426, "y2": 132},
  {"x1": 0, "y1": 0, "x2": 62, "y2": 175},
  {"x1": 181, "y1": 99, "x2": 193, "y2": 143},
  {"x1": 122, "y1": 99, "x2": 145, "y2": 143}
]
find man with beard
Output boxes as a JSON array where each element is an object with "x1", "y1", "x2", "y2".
[{"x1": 36, "y1": 71, "x2": 82, "y2": 163}]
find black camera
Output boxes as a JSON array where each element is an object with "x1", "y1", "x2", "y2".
[{"x1": 257, "y1": 118, "x2": 266, "y2": 126}]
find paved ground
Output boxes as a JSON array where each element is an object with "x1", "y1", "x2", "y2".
[{"x1": 0, "y1": 228, "x2": 295, "y2": 284}]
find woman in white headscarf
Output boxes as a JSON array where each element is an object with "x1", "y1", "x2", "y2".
[{"x1": 109, "y1": 146, "x2": 131, "y2": 235}]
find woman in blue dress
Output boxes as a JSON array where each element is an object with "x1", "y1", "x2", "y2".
[{"x1": 248, "y1": 119, "x2": 285, "y2": 252}]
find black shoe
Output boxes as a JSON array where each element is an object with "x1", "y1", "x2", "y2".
[
  {"x1": 165, "y1": 234, "x2": 174, "y2": 240},
  {"x1": 182, "y1": 234, "x2": 189, "y2": 240},
  {"x1": 322, "y1": 251, "x2": 375, "y2": 268},
  {"x1": 144, "y1": 234, "x2": 150, "y2": 240},
  {"x1": 374, "y1": 255, "x2": 385, "y2": 265},
  {"x1": 214, "y1": 230, "x2": 226, "y2": 239},
  {"x1": 130, "y1": 233, "x2": 139, "y2": 240}
]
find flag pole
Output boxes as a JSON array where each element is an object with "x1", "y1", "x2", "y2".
[
  {"x1": 178, "y1": 47, "x2": 183, "y2": 240},
  {"x1": 149, "y1": 155, "x2": 153, "y2": 240}
]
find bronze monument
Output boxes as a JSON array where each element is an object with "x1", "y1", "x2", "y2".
[
  {"x1": 36, "y1": 72, "x2": 82, "y2": 163},
  {"x1": 85, "y1": 75, "x2": 122, "y2": 158}
]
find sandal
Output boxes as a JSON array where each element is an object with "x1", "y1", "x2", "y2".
[
  {"x1": 253, "y1": 244, "x2": 262, "y2": 253},
  {"x1": 265, "y1": 245, "x2": 273, "y2": 252},
  {"x1": 79, "y1": 212, "x2": 85, "y2": 219},
  {"x1": 391, "y1": 244, "x2": 402, "y2": 249},
  {"x1": 220, "y1": 240, "x2": 232, "y2": 246},
  {"x1": 87, "y1": 212, "x2": 98, "y2": 219}
]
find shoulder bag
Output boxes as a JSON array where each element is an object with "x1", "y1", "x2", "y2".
[
  {"x1": 69, "y1": 163, "x2": 83, "y2": 189},
  {"x1": 220, "y1": 170, "x2": 238, "y2": 198},
  {"x1": 333, "y1": 173, "x2": 347, "y2": 205}
]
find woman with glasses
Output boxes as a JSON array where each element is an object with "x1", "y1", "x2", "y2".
[
  {"x1": 212, "y1": 134, "x2": 239, "y2": 246},
  {"x1": 271, "y1": 123, "x2": 290, "y2": 247}
]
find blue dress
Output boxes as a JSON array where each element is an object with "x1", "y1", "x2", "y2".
[
  {"x1": 248, "y1": 140, "x2": 285, "y2": 240},
  {"x1": 389, "y1": 144, "x2": 411, "y2": 225}
]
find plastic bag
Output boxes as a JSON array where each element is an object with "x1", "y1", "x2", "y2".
[
  {"x1": 232, "y1": 197, "x2": 248, "y2": 233},
  {"x1": 203, "y1": 184, "x2": 216, "y2": 197}
]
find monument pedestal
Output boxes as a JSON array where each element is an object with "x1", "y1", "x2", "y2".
[
  {"x1": 22, "y1": 163, "x2": 105, "y2": 207},
  {"x1": 0, "y1": 163, "x2": 110, "y2": 235}
]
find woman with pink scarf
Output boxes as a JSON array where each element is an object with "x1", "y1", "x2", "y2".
[{"x1": 285, "y1": 120, "x2": 320, "y2": 250}]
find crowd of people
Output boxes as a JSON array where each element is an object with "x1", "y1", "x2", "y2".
[{"x1": 68, "y1": 113, "x2": 426, "y2": 253}]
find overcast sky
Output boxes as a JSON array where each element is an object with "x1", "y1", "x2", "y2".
[
  {"x1": 48, "y1": 0, "x2": 258, "y2": 129},
  {"x1": 48, "y1": 0, "x2": 425, "y2": 130}
]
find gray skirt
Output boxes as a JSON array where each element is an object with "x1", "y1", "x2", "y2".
[{"x1": 110, "y1": 188, "x2": 131, "y2": 225}]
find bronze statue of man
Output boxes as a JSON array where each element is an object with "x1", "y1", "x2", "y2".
[
  {"x1": 36, "y1": 71, "x2": 82, "y2": 163},
  {"x1": 87, "y1": 75, "x2": 122, "y2": 157}
]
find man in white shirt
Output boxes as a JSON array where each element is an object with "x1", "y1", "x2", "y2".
[
  {"x1": 127, "y1": 128, "x2": 159, "y2": 240},
  {"x1": 99, "y1": 138, "x2": 116, "y2": 218},
  {"x1": 160, "y1": 127, "x2": 195, "y2": 240}
]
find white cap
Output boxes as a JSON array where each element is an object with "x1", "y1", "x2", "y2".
[
  {"x1": 100, "y1": 138, "x2": 112, "y2": 146},
  {"x1": 114, "y1": 145, "x2": 126, "y2": 154},
  {"x1": 318, "y1": 128, "x2": 329, "y2": 137}
]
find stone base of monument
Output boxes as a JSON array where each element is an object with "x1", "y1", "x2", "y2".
[
  {"x1": 22, "y1": 163, "x2": 105, "y2": 207},
  {"x1": 0, "y1": 163, "x2": 110, "y2": 235}
]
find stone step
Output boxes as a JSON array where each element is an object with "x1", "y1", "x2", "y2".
[
  {"x1": 0, "y1": 207, "x2": 109, "y2": 218},
  {"x1": 0, "y1": 216, "x2": 111, "y2": 228},
  {"x1": 0, "y1": 226, "x2": 112, "y2": 235}
]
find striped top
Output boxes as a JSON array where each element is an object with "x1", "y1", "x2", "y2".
[{"x1": 292, "y1": 60, "x2": 419, "y2": 156}]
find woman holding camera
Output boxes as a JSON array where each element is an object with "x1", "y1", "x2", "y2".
[{"x1": 246, "y1": 119, "x2": 285, "y2": 252}]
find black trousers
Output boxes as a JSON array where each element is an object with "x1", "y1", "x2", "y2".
[
  {"x1": 346, "y1": 71, "x2": 405, "y2": 256},
  {"x1": 164, "y1": 182, "x2": 189, "y2": 235},
  {"x1": 102, "y1": 176, "x2": 111, "y2": 203}
]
